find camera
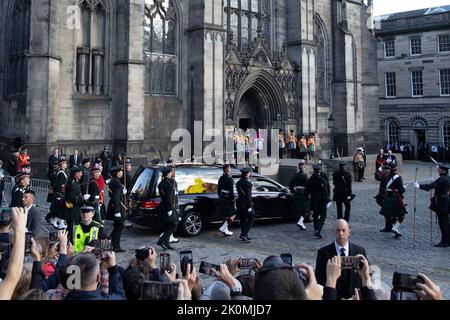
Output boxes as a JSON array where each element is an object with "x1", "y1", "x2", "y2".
[
  {"x1": 49, "y1": 231, "x2": 59, "y2": 242},
  {"x1": 180, "y1": 250, "x2": 193, "y2": 276},
  {"x1": 239, "y1": 258, "x2": 256, "y2": 269},
  {"x1": 141, "y1": 281, "x2": 179, "y2": 300},
  {"x1": 340, "y1": 256, "x2": 362, "y2": 270},
  {"x1": 160, "y1": 252, "x2": 171, "y2": 272},
  {"x1": 280, "y1": 253, "x2": 293, "y2": 266},
  {"x1": 392, "y1": 272, "x2": 424, "y2": 292},
  {"x1": 135, "y1": 247, "x2": 151, "y2": 261},
  {"x1": 93, "y1": 239, "x2": 113, "y2": 260},
  {"x1": 199, "y1": 261, "x2": 220, "y2": 277},
  {"x1": 0, "y1": 207, "x2": 11, "y2": 227},
  {"x1": 25, "y1": 232, "x2": 34, "y2": 254}
]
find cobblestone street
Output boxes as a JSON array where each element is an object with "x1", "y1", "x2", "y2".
[{"x1": 107, "y1": 161, "x2": 449, "y2": 299}]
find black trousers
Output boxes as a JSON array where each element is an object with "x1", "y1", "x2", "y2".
[
  {"x1": 239, "y1": 208, "x2": 255, "y2": 237},
  {"x1": 159, "y1": 222, "x2": 177, "y2": 246},
  {"x1": 336, "y1": 200, "x2": 351, "y2": 222},
  {"x1": 111, "y1": 218, "x2": 125, "y2": 249},
  {"x1": 355, "y1": 168, "x2": 363, "y2": 181},
  {"x1": 279, "y1": 148, "x2": 284, "y2": 159},
  {"x1": 437, "y1": 212, "x2": 450, "y2": 245},
  {"x1": 313, "y1": 208, "x2": 327, "y2": 233}
]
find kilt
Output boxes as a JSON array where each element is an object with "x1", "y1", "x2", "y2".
[
  {"x1": 291, "y1": 193, "x2": 310, "y2": 215},
  {"x1": 218, "y1": 199, "x2": 236, "y2": 217},
  {"x1": 380, "y1": 195, "x2": 407, "y2": 217}
]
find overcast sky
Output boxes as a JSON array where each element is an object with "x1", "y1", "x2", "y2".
[{"x1": 373, "y1": 0, "x2": 450, "y2": 16}]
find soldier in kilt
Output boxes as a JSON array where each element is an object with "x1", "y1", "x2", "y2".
[
  {"x1": 46, "y1": 158, "x2": 69, "y2": 229},
  {"x1": 379, "y1": 164, "x2": 407, "y2": 238},
  {"x1": 415, "y1": 163, "x2": 450, "y2": 247},
  {"x1": 218, "y1": 164, "x2": 236, "y2": 236},
  {"x1": 289, "y1": 160, "x2": 310, "y2": 230}
]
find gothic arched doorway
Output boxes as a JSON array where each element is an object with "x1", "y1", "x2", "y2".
[{"x1": 237, "y1": 88, "x2": 268, "y2": 130}]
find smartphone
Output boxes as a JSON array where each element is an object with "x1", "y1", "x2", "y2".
[
  {"x1": 25, "y1": 232, "x2": 34, "y2": 254},
  {"x1": 141, "y1": 281, "x2": 179, "y2": 300},
  {"x1": 240, "y1": 258, "x2": 256, "y2": 269},
  {"x1": 199, "y1": 261, "x2": 220, "y2": 277},
  {"x1": 49, "y1": 231, "x2": 59, "y2": 242},
  {"x1": 392, "y1": 272, "x2": 424, "y2": 292},
  {"x1": 280, "y1": 253, "x2": 293, "y2": 266},
  {"x1": 135, "y1": 248, "x2": 150, "y2": 261},
  {"x1": 0, "y1": 207, "x2": 11, "y2": 224},
  {"x1": 180, "y1": 250, "x2": 193, "y2": 276},
  {"x1": 391, "y1": 289, "x2": 420, "y2": 300},
  {"x1": 160, "y1": 252, "x2": 171, "y2": 272},
  {"x1": 340, "y1": 256, "x2": 361, "y2": 270},
  {"x1": 100, "y1": 239, "x2": 113, "y2": 252}
]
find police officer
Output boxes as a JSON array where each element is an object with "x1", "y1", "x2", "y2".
[
  {"x1": 236, "y1": 167, "x2": 254, "y2": 243},
  {"x1": 107, "y1": 166, "x2": 126, "y2": 252},
  {"x1": 157, "y1": 166, "x2": 180, "y2": 250},
  {"x1": 332, "y1": 161, "x2": 353, "y2": 222},
  {"x1": 379, "y1": 164, "x2": 407, "y2": 239},
  {"x1": 46, "y1": 158, "x2": 69, "y2": 229},
  {"x1": 218, "y1": 164, "x2": 236, "y2": 236},
  {"x1": 72, "y1": 205, "x2": 107, "y2": 255},
  {"x1": 306, "y1": 164, "x2": 331, "y2": 239},
  {"x1": 415, "y1": 163, "x2": 450, "y2": 247},
  {"x1": 289, "y1": 160, "x2": 310, "y2": 230},
  {"x1": 10, "y1": 172, "x2": 30, "y2": 207},
  {"x1": 65, "y1": 166, "x2": 86, "y2": 238}
]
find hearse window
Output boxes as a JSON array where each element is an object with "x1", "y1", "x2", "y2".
[
  {"x1": 252, "y1": 179, "x2": 283, "y2": 193},
  {"x1": 131, "y1": 168, "x2": 155, "y2": 197}
]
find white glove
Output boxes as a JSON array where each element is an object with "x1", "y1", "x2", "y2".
[
  {"x1": 114, "y1": 213, "x2": 121, "y2": 218},
  {"x1": 247, "y1": 208, "x2": 252, "y2": 213},
  {"x1": 414, "y1": 182, "x2": 420, "y2": 189},
  {"x1": 326, "y1": 202, "x2": 332, "y2": 209},
  {"x1": 83, "y1": 194, "x2": 90, "y2": 201},
  {"x1": 106, "y1": 179, "x2": 111, "y2": 184},
  {"x1": 123, "y1": 188, "x2": 127, "y2": 195},
  {"x1": 95, "y1": 195, "x2": 100, "y2": 200},
  {"x1": 167, "y1": 211, "x2": 173, "y2": 216},
  {"x1": 347, "y1": 196, "x2": 352, "y2": 200},
  {"x1": 378, "y1": 166, "x2": 382, "y2": 172},
  {"x1": 386, "y1": 158, "x2": 392, "y2": 163}
]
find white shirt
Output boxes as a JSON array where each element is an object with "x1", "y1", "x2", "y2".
[{"x1": 335, "y1": 241, "x2": 349, "y2": 257}]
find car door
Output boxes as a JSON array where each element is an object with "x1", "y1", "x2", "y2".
[{"x1": 252, "y1": 178, "x2": 292, "y2": 219}]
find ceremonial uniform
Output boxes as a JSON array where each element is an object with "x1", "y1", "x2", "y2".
[
  {"x1": 107, "y1": 167, "x2": 126, "y2": 251},
  {"x1": 236, "y1": 168, "x2": 254, "y2": 242},
  {"x1": 306, "y1": 165, "x2": 329, "y2": 238},
  {"x1": 80, "y1": 163, "x2": 91, "y2": 195},
  {"x1": 88, "y1": 176, "x2": 102, "y2": 223},
  {"x1": 47, "y1": 169, "x2": 68, "y2": 225},
  {"x1": 332, "y1": 163, "x2": 353, "y2": 222},
  {"x1": 218, "y1": 165, "x2": 236, "y2": 236},
  {"x1": 418, "y1": 167, "x2": 450, "y2": 247},
  {"x1": 289, "y1": 162, "x2": 310, "y2": 230},
  {"x1": 10, "y1": 182, "x2": 27, "y2": 207},
  {"x1": 65, "y1": 171, "x2": 83, "y2": 237}
]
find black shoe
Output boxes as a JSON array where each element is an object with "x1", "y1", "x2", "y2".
[
  {"x1": 380, "y1": 228, "x2": 392, "y2": 232},
  {"x1": 434, "y1": 243, "x2": 449, "y2": 248},
  {"x1": 165, "y1": 244, "x2": 175, "y2": 250},
  {"x1": 241, "y1": 236, "x2": 251, "y2": 243},
  {"x1": 114, "y1": 248, "x2": 126, "y2": 253},
  {"x1": 125, "y1": 222, "x2": 133, "y2": 228},
  {"x1": 157, "y1": 240, "x2": 168, "y2": 250},
  {"x1": 314, "y1": 231, "x2": 322, "y2": 239},
  {"x1": 393, "y1": 230, "x2": 402, "y2": 239}
]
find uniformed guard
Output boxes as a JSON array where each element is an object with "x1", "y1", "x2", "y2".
[
  {"x1": 65, "y1": 166, "x2": 85, "y2": 239},
  {"x1": 289, "y1": 160, "x2": 310, "y2": 230},
  {"x1": 87, "y1": 167, "x2": 102, "y2": 223},
  {"x1": 375, "y1": 165, "x2": 393, "y2": 231},
  {"x1": 107, "y1": 165, "x2": 127, "y2": 252},
  {"x1": 379, "y1": 164, "x2": 407, "y2": 239},
  {"x1": 80, "y1": 158, "x2": 91, "y2": 195},
  {"x1": 218, "y1": 164, "x2": 236, "y2": 236},
  {"x1": 332, "y1": 161, "x2": 354, "y2": 222},
  {"x1": 121, "y1": 158, "x2": 133, "y2": 229},
  {"x1": 72, "y1": 205, "x2": 107, "y2": 255},
  {"x1": 306, "y1": 164, "x2": 330, "y2": 239},
  {"x1": 415, "y1": 163, "x2": 450, "y2": 247},
  {"x1": 10, "y1": 172, "x2": 30, "y2": 207},
  {"x1": 46, "y1": 158, "x2": 69, "y2": 229},
  {"x1": 157, "y1": 166, "x2": 180, "y2": 250},
  {"x1": 236, "y1": 167, "x2": 254, "y2": 243}
]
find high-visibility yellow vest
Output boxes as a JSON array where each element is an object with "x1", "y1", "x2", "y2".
[{"x1": 73, "y1": 223, "x2": 100, "y2": 255}]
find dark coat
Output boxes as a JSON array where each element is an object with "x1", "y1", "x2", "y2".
[
  {"x1": 26, "y1": 206, "x2": 41, "y2": 236},
  {"x1": 217, "y1": 173, "x2": 236, "y2": 217},
  {"x1": 157, "y1": 178, "x2": 179, "y2": 223},
  {"x1": 289, "y1": 171, "x2": 310, "y2": 214},
  {"x1": 380, "y1": 173, "x2": 407, "y2": 217},
  {"x1": 315, "y1": 242, "x2": 368, "y2": 299},
  {"x1": 10, "y1": 183, "x2": 26, "y2": 207},
  {"x1": 306, "y1": 173, "x2": 329, "y2": 211},
  {"x1": 69, "y1": 154, "x2": 82, "y2": 168},
  {"x1": 236, "y1": 177, "x2": 253, "y2": 212},
  {"x1": 332, "y1": 169, "x2": 352, "y2": 202},
  {"x1": 80, "y1": 167, "x2": 91, "y2": 194},
  {"x1": 420, "y1": 175, "x2": 450, "y2": 214},
  {"x1": 65, "y1": 176, "x2": 83, "y2": 223},
  {"x1": 107, "y1": 177, "x2": 125, "y2": 220}
]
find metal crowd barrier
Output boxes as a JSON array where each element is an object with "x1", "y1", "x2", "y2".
[{"x1": 2, "y1": 175, "x2": 50, "y2": 210}]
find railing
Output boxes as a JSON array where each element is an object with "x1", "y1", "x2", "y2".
[{"x1": 2, "y1": 176, "x2": 50, "y2": 210}]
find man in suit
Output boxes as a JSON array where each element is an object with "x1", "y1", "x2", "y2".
[
  {"x1": 69, "y1": 149, "x2": 82, "y2": 169},
  {"x1": 22, "y1": 189, "x2": 41, "y2": 236},
  {"x1": 315, "y1": 219, "x2": 369, "y2": 299}
]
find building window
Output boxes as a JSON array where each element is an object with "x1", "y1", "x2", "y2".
[
  {"x1": 76, "y1": 0, "x2": 109, "y2": 96},
  {"x1": 384, "y1": 40, "x2": 395, "y2": 58},
  {"x1": 225, "y1": 0, "x2": 271, "y2": 52},
  {"x1": 440, "y1": 69, "x2": 450, "y2": 96},
  {"x1": 410, "y1": 36, "x2": 422, "y2": 56},
  {"x1": 411, "y1": 70, "x2": 423, "y2": 97},
  {"x1": 386, "y1": 121, "x2": 399, "y2": 144},
  {"x1": 314, "y1": 16, "x2": 329, "y2": 105},
  {"x1": 6, "y1": 0, "x2": 30, "y2": 97},
  {"x1": 385, "y1": 72, "x2": 396, "y2": 98},
  {"x1": 144, "y1": 0, "x2": 177, "y2": 96},
  {"x1": 438, "y1": 34, "x2": 450, "y2": 53},
  {"x1": 443, "y1": 121, "x2": 450, "y2": 148}
]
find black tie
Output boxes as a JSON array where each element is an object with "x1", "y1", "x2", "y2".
[{"x1": 340, "y1": 247, "x2": 346, "y2": 256}]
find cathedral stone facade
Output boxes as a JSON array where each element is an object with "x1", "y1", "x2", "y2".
[{"x1": 0, "y1": 0, "x2": 379, "y2": 173}]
